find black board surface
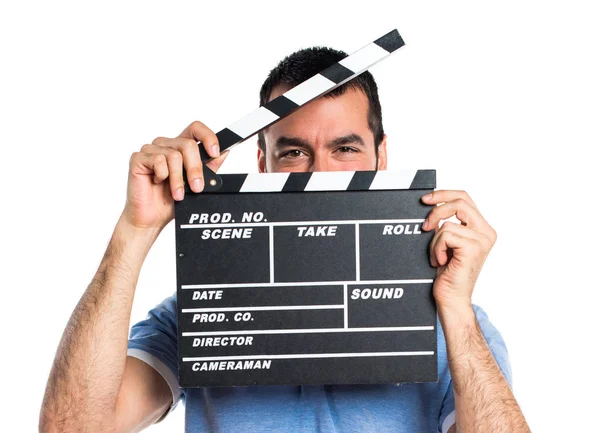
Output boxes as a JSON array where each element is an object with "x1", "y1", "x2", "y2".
[{"x1": 174, "y1": 169, "x2": 437, "y2": 387}]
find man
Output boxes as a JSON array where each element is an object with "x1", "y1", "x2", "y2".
[{"x1": 40, "y1": 47, "x2": 530, "y2": 432}]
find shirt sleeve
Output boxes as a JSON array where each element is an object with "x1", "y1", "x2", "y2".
[
  {"x1": 438, "y1": 304, "x2": 513, "y2": 432},
  {"x1": 127, "y1": 292, "x2": 183, "y2": 417}
]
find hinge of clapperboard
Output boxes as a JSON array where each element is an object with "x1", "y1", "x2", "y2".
[{"x1": 189, "y1": 29, "x2": 413, "y2": 192}]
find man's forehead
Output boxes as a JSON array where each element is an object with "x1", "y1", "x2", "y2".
[{"x1": 263, "y1": 85, "x2": 371, "y2": 144}]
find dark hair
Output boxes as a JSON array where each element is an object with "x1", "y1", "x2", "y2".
[{"x1": 257, "y1": 46, "x2": 384, "y2": 153}]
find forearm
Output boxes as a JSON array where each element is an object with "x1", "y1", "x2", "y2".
[
  {"x1": 40, "y1": 215, "x2": 160, "y2": 432},
  {"x1": 439, "y1": 304, "x2": 530, "y2": 433}
]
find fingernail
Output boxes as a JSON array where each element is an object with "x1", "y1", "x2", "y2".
[
  {"x1": 422, "y1": 193, "x2": 432, "y2": 201},
  {"x1": 211, "y1": 145, "x2": 220, "y2": 157},
  {"x1": 193, "y1": 178, "x2": 203, "y2": 192},
  {"x1": 175, "y1": 187, "x2": 184, "y2": 201},
  {"x1": 422, "y1": 219, "x2": 428, "y2": 230}
]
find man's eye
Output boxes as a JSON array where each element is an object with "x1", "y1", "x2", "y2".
[
  {"x1": 337, "y1": 146, "x2": 358, "y2": 153},
  {"x1": 282, "y1": 149, "x2": 304, "y2": 158}
]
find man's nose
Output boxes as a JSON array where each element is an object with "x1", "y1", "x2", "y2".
[{"x1": 310, "y1": 152, "x2": 332, "y2": 172}]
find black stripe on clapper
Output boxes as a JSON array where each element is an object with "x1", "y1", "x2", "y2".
[
  {"x1": 216, "y1": 128, "x2": 244, "y2": 152},
  {"x1": 206, "y1": 173, "x2": 248, "y2": 194},
  {"x1": 347, "y1": 170, "x2": 377, "y2": 191},
  {"x1": 199, "y1": 128, "x2": 244, "y2": 162},
  {"x1": 373, "y1": 29, "x2": 405, "y2": 52},
  {"x1": 282, "y1": 172, "x2": 312, "y2": 192},
  {"x1": 409, "y1": 170, "x2": 436, "y2": 189},
  {"x1": 320, "y1": 63, "x2": 354, "y2": 84},
  {"x1": 264, "y1": 95, "x2": 299, "y2": 118}
]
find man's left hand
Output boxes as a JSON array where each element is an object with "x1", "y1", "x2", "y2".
[{"x1": 421, "y1": 190, "x2": 497, "y2": 311}]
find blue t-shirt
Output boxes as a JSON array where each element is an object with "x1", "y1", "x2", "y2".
[{"x1": 128, "y1": 294, "x2": 512, "y2": 433}]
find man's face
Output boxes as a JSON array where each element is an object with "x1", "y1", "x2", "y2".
[{"x1": 258, "y1": 86, "x2": 387, "y2": 173}]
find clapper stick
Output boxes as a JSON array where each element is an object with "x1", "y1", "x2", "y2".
[{"x1": 196, "y1": 29, "x2": 405, "y2": 190}]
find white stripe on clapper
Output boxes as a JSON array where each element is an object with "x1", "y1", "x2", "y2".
[
  {"x1": 182, "y1": 351, "x2": 434, "y2": 362},
  {"x1": 284, "y1": 74, "x2": 336, "y2": 106},
  {"x1": 339, "y1": 43, "x2": 390, "y2": 74},
  {"x1": 181, "y1": 219, "x2": 424, "y2": 229},
  {"x1": 182, "y1": 305, "x2": 344, "y2": 313},
  {"x1": 269, "y1": 225, "x2": 274, "y2": 283},
  {"x1": 343, "y1": 284, "x2": 348, "y2": 328},
  {"x1": 240, "y1": 172, "x2": 290, "y2": 192},
  {"x1": 227, "y1": 106, "x2": 280, "y2": 139},
  {"x1": 182, "y1": 326, "x2": 434, "y2": 336},
  {"x1": 182, "y1": 279, "x2": 433, "y2": 289},
  {"x1": 304, "y1": 171, "x2": 355, "y2": 191},
  {"x1": 369, "y1": 169, "x2": 418, "y2": 190},
  {"x1": 355, "y1": 223, "x2": 360, "y2": 281}
]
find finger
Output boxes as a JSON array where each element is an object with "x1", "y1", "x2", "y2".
[
  {"x1": 433, "y1": 221, "x2": 482, "y2": 241},
  {"x1": 151, "y1": 155, "x2": 169, "y2": 184},
  {"x1": 429, "y1": 221, "x2": 492, "y2": 267},
  {"x1": 429, "y1": 229, "x2": 473, "y2": 268},
  {"x1": 151, "y1": 137, "x2": 204, "y2": 192},
  {"x1": 422, "y1": 198, "x2": 484, "y2": 233},
  {"x1": 178, "y1": 120, "x2": 220, "y2": 159},
  {"x1": 141, "y1": 144, "x2": 185, "y2": 201},
  {"x1": 130, "y1": 151, "x2": 169, "y2": 182},
  {"x1": 421, "y1": 190, "x2": 478, "y2": 209}
]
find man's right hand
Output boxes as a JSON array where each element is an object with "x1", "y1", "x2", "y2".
[
  {"x1": 122, "y1": 121, "x2": 229, "y2": 230},
  {"x1": 40, "y1": 121, "x2": 231, "y2": 433}
]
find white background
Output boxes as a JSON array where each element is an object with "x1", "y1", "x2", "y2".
[{"x1": 1, "y1": 1, "x2": 598, "y2": 431}]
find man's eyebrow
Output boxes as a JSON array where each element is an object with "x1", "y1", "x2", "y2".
[
  {"x1": 327, "y1": 133, "x2": 365, "y2": 148},
  {"x1": 273, "y1": 134, "x2": 365, "y2": 150},
  {"x1": 273, "y1": 136, "x2": 312, "y2": 150}
]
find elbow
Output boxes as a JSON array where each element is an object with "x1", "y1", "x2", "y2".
[
  {"x1": 38, "y1": 409, "x2": 72, "y2": 433},
  {"x1": 38, "y1": 409, "x2": 60, "y2": 433},
  {"x1": 39, "y1": 399, "x2": 58, "y2": 433},
  {"x1": 38, "y1": 404, "x2": 118, "y2": 433}
]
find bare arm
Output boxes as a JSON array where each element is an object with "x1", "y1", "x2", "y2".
[
  {"x1": 440, "y1": 305, "x2": 529, "y2": 433},
  {"x1": 40, "y1": 121, "x2": 227, "y2": 433},
  {"x1": 421, "y1": 190, "x2": 530, "y2": 433},
  {"x1": 39, "y1": 217, "x2": 171, "y2": 432}
]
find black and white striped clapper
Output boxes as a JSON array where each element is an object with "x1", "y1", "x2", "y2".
[
  {"x1": 198, "y1": 29, "x2": 406, "y2": 169},
  {"x1": 174, "y1": 29, "x2": 439, "y2": 387}
]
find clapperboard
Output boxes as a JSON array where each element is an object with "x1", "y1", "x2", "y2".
[{"x1": 175, "y1": 29, "x2": 438, "y2": 387}]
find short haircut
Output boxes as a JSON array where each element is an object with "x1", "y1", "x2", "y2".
[{"x1": 257, "y1": 46, "x2": 385, "y2": 153}]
